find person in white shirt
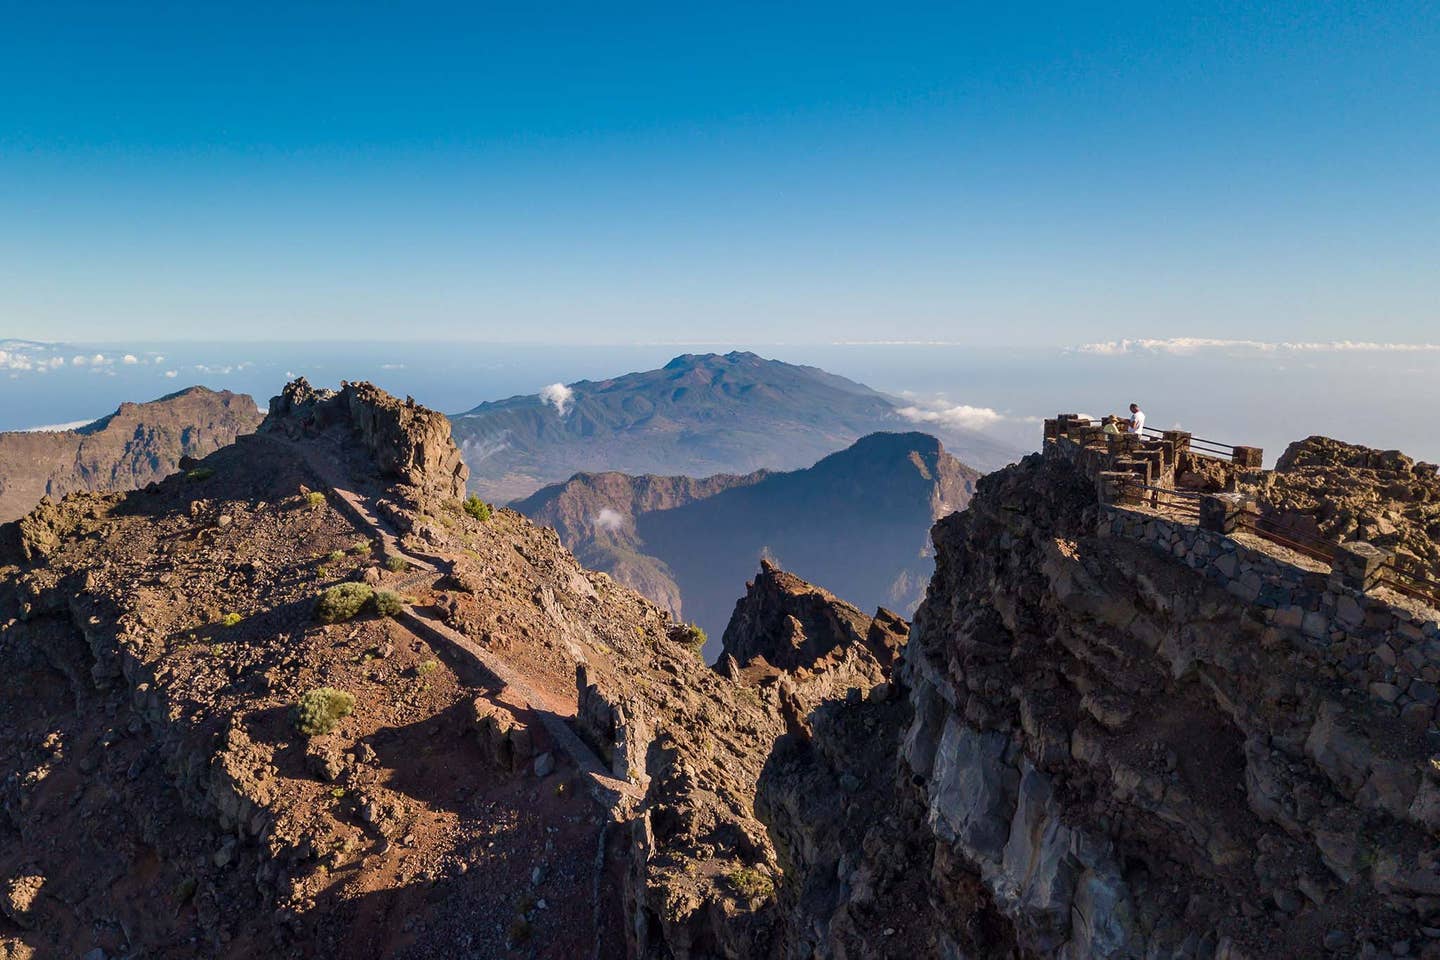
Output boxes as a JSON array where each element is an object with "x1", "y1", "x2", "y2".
[{"x1": 1125, "y1": 403, "x2": 1146, "y2": 434}]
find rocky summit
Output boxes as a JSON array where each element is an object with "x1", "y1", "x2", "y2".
[{"x1": 3, "y1": 378, "x2": 1440, "y2": 960}]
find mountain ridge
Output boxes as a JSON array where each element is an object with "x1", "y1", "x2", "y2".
[
  {"x1": 451, "y1": 351, "x2": 1017, "y2": 502},
  {"x1": 515, "y1": 430, "x2": 979, "y2": 646},
  {"x1": 0, "y1": 385, "x2": 263, "y2": 522}
]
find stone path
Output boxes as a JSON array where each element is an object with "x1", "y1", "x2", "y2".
[{"x1": 274, "y1": 433, "x2": 642, "y2": 814}]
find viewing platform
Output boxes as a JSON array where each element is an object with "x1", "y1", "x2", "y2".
[{"x1": 1044, "y1": 412, "x2": 1440, "y2": 728}]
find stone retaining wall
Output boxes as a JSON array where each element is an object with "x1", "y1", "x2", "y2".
[{"x1": 1101, "y1": 505, "x2": 1440, "y2": 729}]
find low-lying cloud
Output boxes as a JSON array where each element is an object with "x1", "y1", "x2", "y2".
[
  {"x1": 539, "y1": 382, "x2": 575, "y2": 416},
  {"x1": 897, "y1": 402, "x2": 1006, "y2": 431},
  {"x1": 593, "y1": 507, "x2": 625, "y2": 532},
  {"x1": 1076, "y1": 338, "x2": 1440, "y2": 356}
]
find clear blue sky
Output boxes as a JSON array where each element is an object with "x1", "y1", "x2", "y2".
[{"x1": 2, "y1": 2, "x2": 1436, "y2": 345}]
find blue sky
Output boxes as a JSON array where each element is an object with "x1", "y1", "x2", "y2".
[{"x1": 1, "y1": 2, "x2": 1436, "y2": 345}]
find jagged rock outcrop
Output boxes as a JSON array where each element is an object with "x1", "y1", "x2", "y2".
[
  {"x1": 719, "y1": 559, "x2": 906, "y2": 674},
  {"x1": 264, "y1": 377, "x2": 468, "y2": 500},
  {"x1": 1262, "y1": 435, "x2": 1440, "y2": 579},
  {"x1": 0, "y1": 386, "x2": 262, "y2": 522}
]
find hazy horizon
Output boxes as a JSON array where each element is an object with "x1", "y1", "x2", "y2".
[{"x1": 4, "y1": 337, "x2": 1437, "y2": 469}]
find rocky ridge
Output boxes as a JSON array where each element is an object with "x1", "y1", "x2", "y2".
[
  {"x1": 0, "y1": 386, "x2": 262, "y2": 523},
  {"x1": 0, "y1": 378, "x2": 910, "y2": 960}
]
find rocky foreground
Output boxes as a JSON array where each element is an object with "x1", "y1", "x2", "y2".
[{"x1": 2, "y1": 381, "x2": 1438, "y2": 960}]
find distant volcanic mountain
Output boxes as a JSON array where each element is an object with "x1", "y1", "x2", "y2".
[
  {"x1": 0, "y1": 386, "x2": 263, "y2": 522},
  {"x1": 514, "y1": 431, "x2": 979, "y2": 648},
  {"x1": 451, "y1": 351, "x2": 1017, "y2": 502}
]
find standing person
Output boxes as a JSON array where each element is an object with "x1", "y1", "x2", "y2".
[{"x1": 1125, "y1": 402, "x2": 1146, "y2": 434}]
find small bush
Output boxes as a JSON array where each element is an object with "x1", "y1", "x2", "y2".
[
  {"x1": 384, "y1": 555, "x2": 408, "y2": 573},
  {"x1": 350, "y1": 540, "x2": 372, "y2": 556},
  {"x1": 725, "y1": 866, "x2": 774, "y2": 900},
  {"x1": 295, "y1": 687, "x2": 355, "y2": 737},
  {"x1": 416, "y1": 658, "x2": 438, "y2": 677},
  {"x1": 220, "y1": 612, "x2": 242, "y2": 628},
  {"x1": 463, "y1": 494, "x2": 493, "y2": 522},
  {"x1": 306, "y1": 491, "x2": 326, "y2": 508},
  {"x1": 327, "y1": 550, "x2": 346, "y2": 563},
  {"x1": 372, "y1": 590, "x2": 405, "y2": 618},
  {"x1": 185, "y1": 467, "x2": 215, "y2": 482},
  {"x1": 316, "y1": 583, "x2": 375, "y2": 623},
  {"x1": 677, "y1": 623, "x2": 707, "y2": 659}
]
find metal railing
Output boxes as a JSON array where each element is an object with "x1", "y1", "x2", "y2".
[
  {"x1": 1241, "y1": 514, "x2": 1337, "y2": 565},
  {"x1": 1113, "y1": 478, "x2": 1203, "y2": 519},
  {"x1": 1386, "y1": 561, "x2": 1440, "y2": 609},
  {"x1": 1138, "y1": 426, "x2": 1241, "y2": 462}
]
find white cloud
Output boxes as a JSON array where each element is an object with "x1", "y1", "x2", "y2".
[
  {"x1": 153, "y1": 355, "x2": 165, "y2": 364},
  {"x1": 593, "y1": 507, "x2": 625, "y2": 532},
  {"x1": 18, "y1": 419, "x2": 93, "y2": 433},
  {"x1": 1075, "y1": 338, "x2": 1440, "y2": 356},
  {"x1": 122, "y1": 354, "x2": 138, "y2": 364},
  {"x1": 164, "y1": 370, "x2": 178, "y2": 378},
  {"x1": 72, "y1": 355, "x2": 88, "y2": 366},
  {"x1": 897, "y1": 402, "x2": 1005, "y2": 431},
  {"x1": 539, "y1": 382, "x2": 575, "y2": 416}
]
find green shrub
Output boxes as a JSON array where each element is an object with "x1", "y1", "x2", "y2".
[
  {"x1": 372, "y1": 590, "x2": 405, "y2": 617},
  {"x1": 305, "y1": 491, "x2": 326, "y2": 508},
  {"x1": 316, "y1": 583, "x2": 375, "y2": 623},
  {"x1": 677, "y1": 623, "x2": 707, "y2": 659},
  {"x1": 463, "y1": 494, "x2": 493, "y2": 522},
  {"x1": 185, "y1": 467, "x2": 215, "y2": 482},
  {"x1": 220, "y1": 612, "x2": 242, "y2": 628},
  {"x1": 416, "y1": 658, "x2": 438, "y2": 677},
  {"x1": 384, "y1": 555, "x2": 408, "y2": 573},
  {"x1": 350, "y1": 540, "x2": 372, "y2": 556},
  {"x1": 725, "y1": 866, "x2": 774, "y2": 900},
  {"x1": 327, "y1": 550, "x2": 346, "y2": 563},
  {"x1": 295, "y1": 687, "x2": 355, "y2": 737}
]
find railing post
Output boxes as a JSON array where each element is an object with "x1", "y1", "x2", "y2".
[
  {"x1": 1098, "y1": 471, "x2": 1141, "y2": 505},
  {"x1": 1331, "y1": 541, "x2": 1393, "y2": 593},
  {"x1": 1231, "y1": 445, "x2": 1263, "y2": 469},
  {"x1": 1199, "y1": 493, "x2": 1245, "y2": 534},
  {"x1": 1163, "y1": 430, "x2": 1191, "y2": 456}
]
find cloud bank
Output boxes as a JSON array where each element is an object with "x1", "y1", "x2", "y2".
[
  {"x1": 539, "y1": 382, "x2": 575, "y2": 416},
  {"x1": 1075, "y1": 338, "x2": 1440, "y2": 356}
]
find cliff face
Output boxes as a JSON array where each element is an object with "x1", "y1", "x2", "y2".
[{"x1": 0, "y1": 386, "x2": 262, "y2": 522}]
